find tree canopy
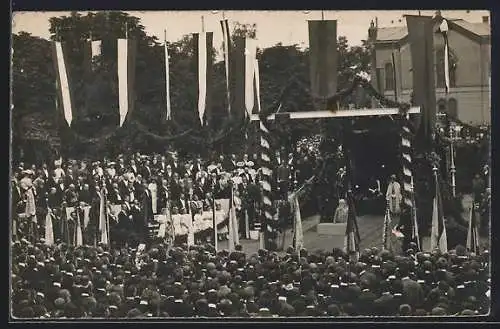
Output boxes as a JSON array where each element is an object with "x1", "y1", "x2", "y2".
[{"x1": 12, "y1": 11, "x2": 372, "y2": 159}]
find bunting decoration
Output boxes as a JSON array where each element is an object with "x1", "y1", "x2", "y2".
[
  {"x1": 344, "y1": 191, "x2": 361, "y2": 257},
  {"x1": 430, "y1": 167, "x2": 447, "y2": 252},
  {"x1": 466, "y1": 204, "x2": 480, "y2": 253},
  {"x1": 439, "y1": 18, "x2": 450, "y2": 93},
  {"x1": 220, "y1": 19, "x2": 231, "y2": 115},
  {"x1": 308, "y1": 20, "x2": 338, "y2": 105},
  {"x1": 117, "y1": 38, "x2": 137, "y2": 127},
  {"x1": 164, "y1": 30, "x2": 172, "y2": 120},
  {"x1": 406, "y1": 15, "x2": 437, "y2": 144},
  {"x1": 52, "y1": 41, "x2": 74, "y2": 126},
  {"x1": 194, "y1": 32, "x2": 214, "y2": 126},
  {"x1": 244, "y1": 38, "x2": 257, "y2": 118}
]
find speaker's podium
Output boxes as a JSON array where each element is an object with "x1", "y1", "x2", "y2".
[{"x1": 317, "y1": 222, "x2": 347, "y2": 249}]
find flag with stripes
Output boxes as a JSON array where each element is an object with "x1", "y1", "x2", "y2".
[
  {"x1": 244, "y1": 38, "x2": 257, "y2": 118},
  {"x1": 291, "y1": 194, "x2": 304, "y2": 252},
  {"x1": 193, "y1": 32, "x2": 214, "y2": 126},
  {"x1": 439, "y1": 18, "x2": 450, "y2": 93},
  {"x1": 344, "y1": 191, "x2": 361, "y2": 256},
  {"x1": 52, "y1": 41, "x2": 74, "y2": 126},
  {"x1": 98, "y1": 188, "x2": 109, "y2": 245},
  {"x1": 44, "y1": 208, "x2": 55, "y2": 245},
  {"x1": 117, "y1": 38, "x2": 137, "y2": 127},
  {"x1": 220, "y1": 19, "x2": 231, "y2": 115},
  {"x1": 466, "y1": 205, "x2": 480, "y2": 253},
  {"x1": 430, "y1": 169, "x2": 447, "y2": 252},
  {"x1": 164, "y1": 30, "x2": 172, "y2": 120},
  {"x1": 382, "y1": 200, "x2": 391, "y2": 250},
  {"x1": 308, "y1": 20, "x2": 338, "y2": 102},
  {"x1": 228, "y1": 185, "x2": 240, "y2": 252}
]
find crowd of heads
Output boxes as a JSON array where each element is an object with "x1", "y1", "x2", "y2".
[{"x1": 12, "y1": 237, "x2": 490, "y2": 318}]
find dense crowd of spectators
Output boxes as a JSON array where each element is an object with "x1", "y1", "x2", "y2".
[{"x1": 11, "y1": 239, "x2": 490, "y2": 318}]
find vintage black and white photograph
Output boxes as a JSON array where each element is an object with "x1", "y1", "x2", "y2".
[{"x1": 10, "y1": 9, "x2": 491, "y2": 319}]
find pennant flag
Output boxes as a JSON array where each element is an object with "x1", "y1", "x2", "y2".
[
  {"x1": 212, "y1": 197, "x2": 218, "y2": 251},
  {"x1": 308, "y1": 20, "x2": 338, "y2": 103},
  {"x1": 344, "y1": 191, "x2": 361, "y2": 257},
  {"x1": 98, "y1": 188, "x2": 109, "y2": 245},
  {"x1": 406, "y1": 15, "x2": 437, "y2": 145},
  {"x1": 164, "y1": 30, "x2": 172, "y2": 120},
  {"x1": 187, "y1": 214, "x2": 195, "y2": 247},
  {"x1": 382, "y1": 201, "x2": 391, "y2": 250},
  {"x1": 244, "y1": 38, "x2": 257, "y2": 118},
  {"x1": 52, "y1": 41, "x2": 74, "y2": 126},
  {"x1": 117, "y1": 38, "x2": 137, "y2": 127},
  {"x1": 75, "y1": 209, "x2": 83, "y2": 246},
  {"x1": 292, "y1": 194, "x2": 304, "y2": 252},
  {"x1": 220, "y1": 19, "x2": 232, "y2": 115},
  {"x1": 430, "y1": 168, "x2": 447, "y2": 252},
  {"x1": 410, "y1": 176, "x2": 421, "y2": 251},
  {"x1": 44, "y1": 209, "x2": 55, "y2": 245},
  {"x1": 194, "y1": 32, "x2": 214, "y2": 126},
  {"x1": 254, "y1": 59, "x2": 261, "y2": 112},
  {"x1": 439, "y1": 18, "x2": 450, "y2": 93},
  {"x1": 231, "y1": 36, "x2": 246, "y2": 120},
  {"x1": 466, "y1": 205, "x2": 480, "y2": 253},
  {"x1": 228, "y1": 187, "x2": 236, "y2": 252}
]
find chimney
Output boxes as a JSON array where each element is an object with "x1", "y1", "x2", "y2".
[{"x1": 482, "y1": 16, "x2": 489, "y2": 24}]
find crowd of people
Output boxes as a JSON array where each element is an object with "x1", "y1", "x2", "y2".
[
  {"x1": 11, "y1": 239, "x2": 490, "y2": 318},
  {"x1": 11, "y1": 152, "x2": 273, "y2": 247}
]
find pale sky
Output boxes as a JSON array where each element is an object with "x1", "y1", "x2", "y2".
[{"x1": 12, "y1": 10, "x2": 490, "y2": 49}]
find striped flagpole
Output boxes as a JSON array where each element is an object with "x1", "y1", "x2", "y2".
[
  {"x1": 164, "y1": 29, "x2": 172, "y2": 121},
  {"x1": 259, "y1": 115, "x2": 274, "y2": 249},
  {"x1": 466, "y1": 205, "x2": 480, "y2": 253},
  {"x1": 410, "y1": 175, "x2": 421, "y2": 251},
  {"x1": 220, "y1": 19, "x2": 231, "y2": 115},
  {"x1": 430, "y1": 166, "x2": 448, "y2": 252},
  {"x1": 440, "y1": 18, "x2": 450, "y2": 94}
]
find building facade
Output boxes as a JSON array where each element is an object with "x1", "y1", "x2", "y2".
[{"x1": 369, "y1": 14, "x2": 491, "y2": 126}]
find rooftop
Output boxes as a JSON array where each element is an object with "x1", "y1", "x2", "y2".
[{"x1": 376, "y1": 18, "x2": 490, "y2": 42}]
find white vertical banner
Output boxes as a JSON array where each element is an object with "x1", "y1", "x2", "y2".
[
  {"x1": 117, "y1": 38, "x2": 129, "y2": 127},
  {"x1": 54, "y1": 42, "x2": 73, "y2": 126},
  {"x1": 254, "y1": 58, "x2": 261, "y2": 112},
  {"x1": 244, "y1": 38, "x2": 256, "y2": 117},
  {"x1": 198, "y1": 32, "x2": 208, "y2": 125}
]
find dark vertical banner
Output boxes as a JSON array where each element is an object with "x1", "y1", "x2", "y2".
[
  {"x1": 230, "y1": 36, "x2": 245, "y2": 121},
  {"x1": 220, "y1": 19, "x2": 232, "y2": 116},
  {"x1": 406, "y1": 15, "x2": 436, "y2": 145},
  {"x1": 193, "y1": 32, "x2": 214, "y2": 126},
  {"x1": 308, "y1": 20, "x2": 338, "y2": 106}
]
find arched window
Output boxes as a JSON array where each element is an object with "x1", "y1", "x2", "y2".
[
  {"x1": 384, "y1": 62, "x2": 394, "y2": 91},
  {"x1": 448, "y1": 98, "x2": 458, "y2": 119},
  {"x1": 437, "y1": 98, "x2": 447, "y2": 113},
  {"x1": 436, "y1": 48, "x2": 457, "y2": 88}
]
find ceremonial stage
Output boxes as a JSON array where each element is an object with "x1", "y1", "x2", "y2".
[{"x1": 217, "y1": 194, "x2": 488, "y2": 255}]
